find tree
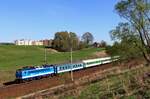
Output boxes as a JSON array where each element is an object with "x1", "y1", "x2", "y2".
[
  {"x1": 100, "y1": 40, "x2": 107, "y2": 47},
  {"x1": 79, "y1": 41, "x2": 86, "y2": 49},
  {"x1": 115, "y1": 0, "x2": 150, "y2": 63},
  {"x1": 108, "y1": 22, "x2": 143, "y2": 60},
  {"x1": 82, "y1": 32, "x2": 94, "y2": 46},
  {"x1": 106, "y1": 42, "x2": 120, "y2": 56},
  {"x1": 52, "y1": 31, "x2": 79, "y2": 52},
  {"x1": 69, "y1": 32, "x2": 80, "y2": 51}
]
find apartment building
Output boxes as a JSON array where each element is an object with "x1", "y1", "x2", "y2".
[
  {"x1": 14, "y1": 39, "x2": 52, "y2": 46},
  {"x1": 15, "y1": 39, "x2": 32, "y2": 45}
]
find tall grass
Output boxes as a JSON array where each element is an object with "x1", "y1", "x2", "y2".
[{"x1": 61, "y1": 65, "x2": 150, "y2": 99}]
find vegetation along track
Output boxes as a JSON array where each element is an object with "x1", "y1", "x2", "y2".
[{"x1": 0, "y1": 60, "x2": 143, "y2": 98}]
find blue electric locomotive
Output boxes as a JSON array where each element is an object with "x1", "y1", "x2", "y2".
[
  {"x1": 16, "y1": 65, "x2": 56, "y2": 80},
  {"x1": 16, "y1": 63, "x2": 84, "y2": 81}
]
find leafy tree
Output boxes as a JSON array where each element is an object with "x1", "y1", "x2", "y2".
[
  {"x1": 69, "y1": 32, "x2": 80, "y2": 51},
  {"x1": 107, "y1": 22, "x2": 143, "y2": 60},
  {"x1": 100, "y1": 40, "x2": 107, "y2": 47},
  {"x1": 52, "y1": 31, "x2": 79, "y2": 52},
  {"x1": 106, "y1": 42, "x2": 120, "y2": 56},
  {"x1": 78, "y1": 41, "x2": 86, "y2": 50},
  {"x1": 115, "y1": 0, "x2": 150, "y2": 63},
  {"x1": 82, "y1": 32, "x2": 94, "y2": 46}
]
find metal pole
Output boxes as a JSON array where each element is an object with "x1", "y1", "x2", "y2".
[
  {"x1": 69, "y1": 32, "x2": 74, "y2": 81},
  {"x1": 71, "y1": 47, "x2": 73, "y2": 81}
]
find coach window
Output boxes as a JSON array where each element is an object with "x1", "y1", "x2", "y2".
[
  {"x1": 63, "y1": 66, "x2": 65, "y2": 70},
  {"x1": 60, "y1": 67, "x2": 62, "y2": 70},
  {"x1": 62, "y1": 66, "x2": 64, "y2": 70},
  {"x1": 64, "y1": 66, "x2": 66, "y2": 70}
]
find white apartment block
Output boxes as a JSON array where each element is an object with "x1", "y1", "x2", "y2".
[
  {"x1": 15, "y1": 39, "x2": 32, "y2": 45},
  {"x1": 15, "y1": 39, "x2": 43, "y2": 46}
]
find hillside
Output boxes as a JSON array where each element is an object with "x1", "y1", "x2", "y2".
[{"x1": 0, "y1": 45, "x2": 105, "y2": 83}]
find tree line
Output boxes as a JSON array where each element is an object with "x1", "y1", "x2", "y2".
[
  {"x1": 51, "y1": 31, "x2": 94, "y2": 52},
  {"x1": 106, "y1": 0, "x2": 150, "y2": 64}
]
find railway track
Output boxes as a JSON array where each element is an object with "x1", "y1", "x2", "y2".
[{"x1": 0, "y1": 60, "x2": 143, "y2": 98}]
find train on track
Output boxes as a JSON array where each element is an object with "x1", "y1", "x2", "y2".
[{"x1": 15, "y1": 56, "x2": 119, "y2": 82}]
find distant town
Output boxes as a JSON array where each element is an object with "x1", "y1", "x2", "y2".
[
  {"x1": 0, "y1": 38, "x2": 106, "y2": 49},
  {"x1": 14, "y1": 39, "x2": 53, "y2": 46}
]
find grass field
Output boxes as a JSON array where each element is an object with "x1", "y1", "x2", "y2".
[
  {"x1": 0, "y1": 45, "x2": 104, "y2": 83},
  {"x1": 0, "y1": 45, "x2": 104, "y2": 70}
]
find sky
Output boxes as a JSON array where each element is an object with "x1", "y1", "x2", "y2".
[{"x1": 0, "y1": 0, "x2": 122, "y2": 44}]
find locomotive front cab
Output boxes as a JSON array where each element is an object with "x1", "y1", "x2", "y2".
[{"x1": 15, "y1": 69, "x2": 22, "y2": 79}]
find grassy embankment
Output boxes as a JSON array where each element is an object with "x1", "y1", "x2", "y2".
[
  {"x1": 61, "y1": 65, "x2": 150, "y2": 99},
  {"x1": 0, "y1": 45, "x2": 104, "y2": 83}
]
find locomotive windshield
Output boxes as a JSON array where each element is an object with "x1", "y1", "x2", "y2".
[{"x1": 16, "y1": 70, "x2": 22, "y2": 79}]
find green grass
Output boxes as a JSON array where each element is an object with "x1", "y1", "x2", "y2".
[
  {"x1": 0, "y1": 45, "x2": 104, "y2": 83},
  {"x1": 0, "y1": 45, "x2": 104, "y2": 70}
]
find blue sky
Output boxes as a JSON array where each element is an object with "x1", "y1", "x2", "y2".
[{"x1": 0, "y1": 0, "x2": 122, "y2": 43}]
